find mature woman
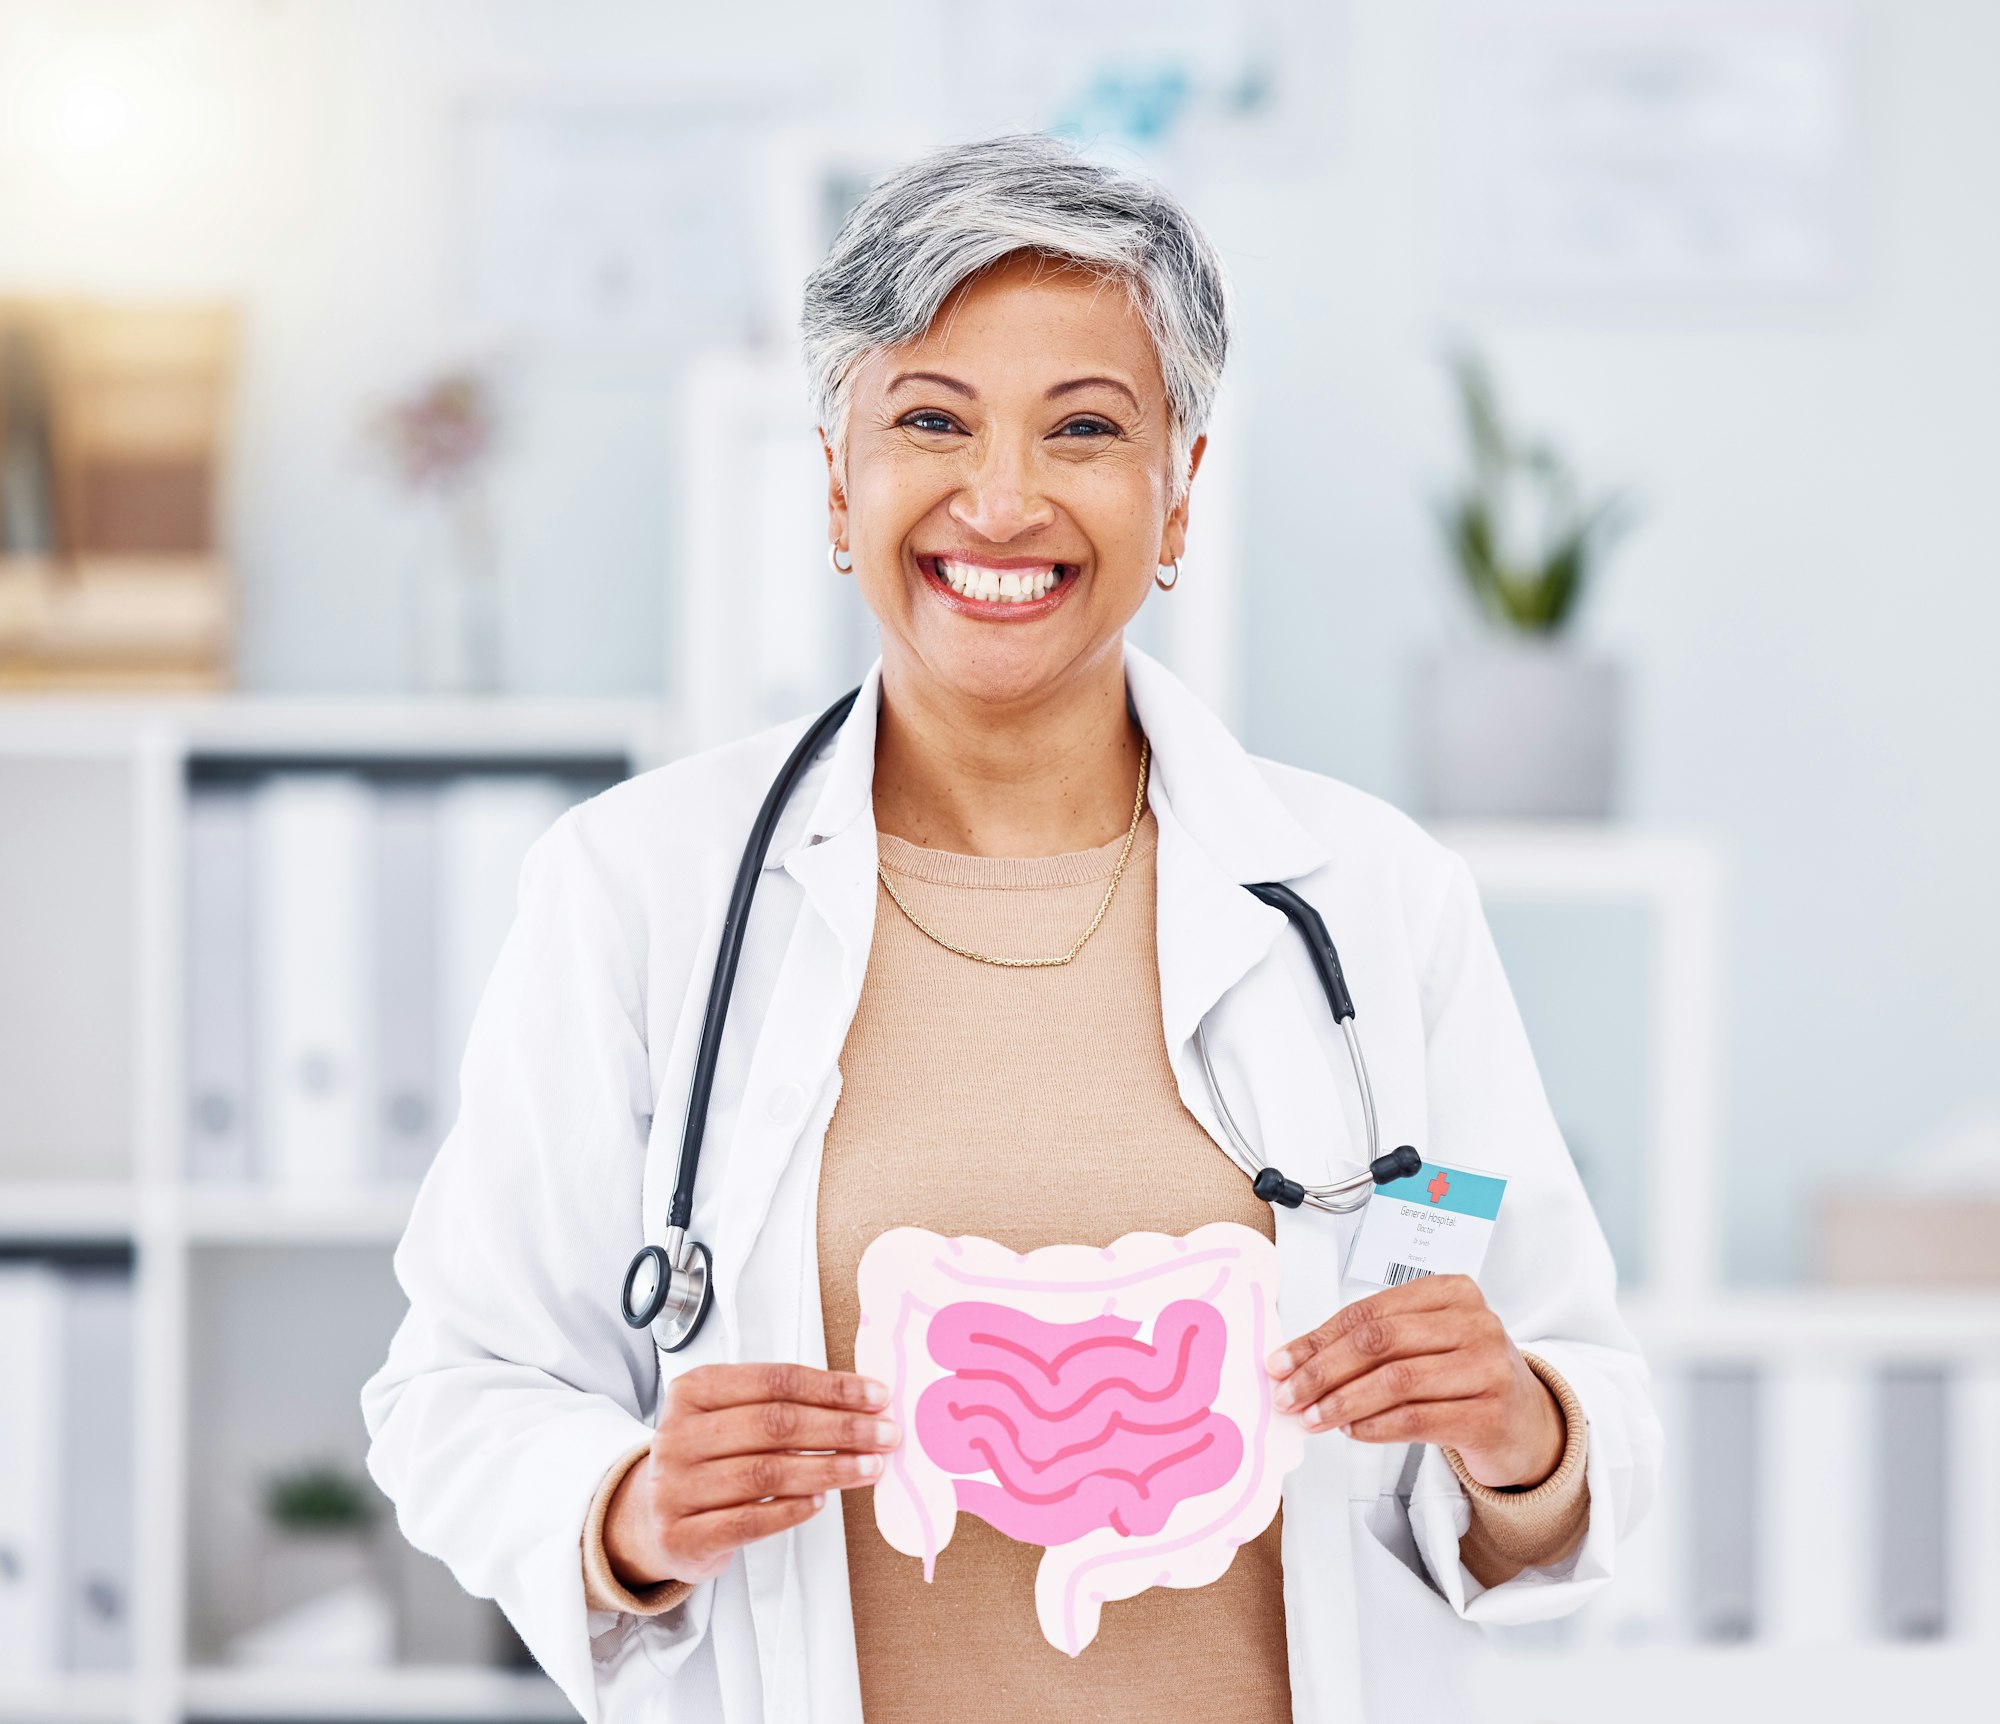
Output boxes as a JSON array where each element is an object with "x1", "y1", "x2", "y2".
[{"x1": 362, "y1": 134, "x2": 1658, "y2": 1724}]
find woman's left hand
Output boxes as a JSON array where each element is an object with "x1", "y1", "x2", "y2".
[{"x1": 1266, "y1": 1273, "x2": 1565, "y2": 1489}]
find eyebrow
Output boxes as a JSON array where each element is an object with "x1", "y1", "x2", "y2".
[
  {"x1": 1046, "y1": 375, "x2": 1141, "y2": 411},
  {"x1": 883, "y1": 370, "x2": 1143, "y2": 412},
  {"x1": 885, "y1": 370, "x2": 974, "y2": 398}
]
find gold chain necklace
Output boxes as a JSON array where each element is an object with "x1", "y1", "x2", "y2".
[{"x1": 876, "y1": 736, "x2": 1150, "y2": 969}]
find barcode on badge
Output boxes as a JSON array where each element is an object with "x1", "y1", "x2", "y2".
[{"x1": 1383, "y1": 1262, "x2": 1432, "y2": 1287}]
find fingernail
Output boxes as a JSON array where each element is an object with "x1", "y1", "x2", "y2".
[
  {"x1": 861, "y1": 1377, "x2": 890, "y2": 1407},
  {"x1": 873, "y1": 1420, "x2": 900, "y2": 1447},
  {"x1": 1266, "y1": 1348, "x2": 1293, "y2": 1376},
  {"x1": 1301, "y1": 1403, "x2": 1322, "y2": 1428},
  {"x1": 1272, "y1": 1380, "x2": 1297, "y2": 1411},
  {"x1": 811, "y1": 1493, "x2": 825, "y2": 1508},
  {"x1": 857, "y1": 1453, "x2": 883, "y2": 1478}
]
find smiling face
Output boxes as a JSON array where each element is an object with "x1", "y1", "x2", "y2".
[{"x1": 825, "y1": 251, "x2": 1203, "y2": 715}]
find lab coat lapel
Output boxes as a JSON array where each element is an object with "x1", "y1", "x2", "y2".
[
  {"x1": 707, "y1": 668, "x2": 882, "y2": 1356},
  {"x1": 1128, "y1": 649, "x2": 1366, "y2": 1722},
  {"x1": 698, "y1": 676, "x2": 881, "y2": 1724},
  {"x1": 1130, "y1": 646, "x2": 1358, "y2": 1194},
  {"x1": 738, "y1": 816, "x2": 876, "y2": 1724}
]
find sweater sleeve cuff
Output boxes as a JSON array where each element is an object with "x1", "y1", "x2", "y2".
[
  {"x1": 1443, "y1": 1352, "x2": 1591, "y2": 1589},
  {"x1": 580, "y1": 1441, "x2": 698, "y2": 1617}
]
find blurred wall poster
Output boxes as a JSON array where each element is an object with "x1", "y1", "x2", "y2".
[
  {"x1": 1446, "y1": 10, "x2": 1854, "y2": 293},
  {"x1": 942, "y1": 0, "x2": 1333, "y2": 166},
  {"x1": 454, "y1": 100, "x2": 768, "y2": 345}
]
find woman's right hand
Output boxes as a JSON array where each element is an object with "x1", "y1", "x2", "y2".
[{"x1": 602, "y1": 1363, "x2": 901, "y2": 1588}]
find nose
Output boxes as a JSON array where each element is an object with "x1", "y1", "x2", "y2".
[{"x1": 947, "y1": 433, "x2": 1056, "y2": 543}]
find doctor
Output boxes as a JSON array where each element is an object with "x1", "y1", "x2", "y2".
[{"x1": 362, "y1": 133, "x2": 1659, "y2": 1724}]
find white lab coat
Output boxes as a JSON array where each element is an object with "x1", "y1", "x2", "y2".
[{"x1": 361, "y1": 645, "x2": 1660, "y2": 1724}]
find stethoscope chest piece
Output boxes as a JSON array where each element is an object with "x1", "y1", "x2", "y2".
[{"x1": 621, "y1": 1230, "x2": 713, "y2": 1353}]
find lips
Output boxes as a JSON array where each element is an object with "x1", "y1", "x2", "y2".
[{"x1": 926, "y1": 555, "x2": 1073, "y2": 607}]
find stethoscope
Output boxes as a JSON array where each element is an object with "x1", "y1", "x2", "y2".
[{"x1": 620, "y1": 687, "x2": 1422, "y2": 1353}]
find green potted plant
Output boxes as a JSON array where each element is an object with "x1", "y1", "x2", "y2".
[{"x1": 1412, "y1": 347, "x2": 1636, "y2": 818}]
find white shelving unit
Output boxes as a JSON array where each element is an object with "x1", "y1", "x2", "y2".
[
  {"x1": 0, "y1": 696, "x2": 674, "y2": 1724},
  {"x1": 1432, "y1": 820, "x2": 2000, "y2": 1717},
  {"x1": 1429, "y1": 820, "x2": 1727, "y2": 1301},
  {"x1": 6, "y1": 711, "x2": 1996, "y2": 1724}
]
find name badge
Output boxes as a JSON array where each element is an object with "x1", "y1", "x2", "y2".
[{"x1": 1343, "y1": 1160, "x2": 1507, "y2": 1290}]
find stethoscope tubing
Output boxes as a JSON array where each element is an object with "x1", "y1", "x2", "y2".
[
  {"x1": 622, "y1": 685, "x2": 1419, "y2": 1351},
  {"x1": 1193, "y1": 1018, "x2": 1389, "y2": 1214},
  {"x1": 666, "y1": 688, "x2": 860, "y2": 1236},
  {"x1": 622, "y1": 687, "x2": 859, "y2": 1350}
]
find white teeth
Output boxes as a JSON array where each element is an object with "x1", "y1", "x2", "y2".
[{"x1": 936, "y1": 560, "x2": 1063, "y2": 603}]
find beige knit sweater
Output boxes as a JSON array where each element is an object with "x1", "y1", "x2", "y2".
[{"x1": 581, "y1": 812, "x2": 1590, "y2": 1712}]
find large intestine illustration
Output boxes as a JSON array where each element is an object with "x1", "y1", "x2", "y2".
[{"x1": 855, "y1": 1222, "x2": 1307, "y2": 1656}]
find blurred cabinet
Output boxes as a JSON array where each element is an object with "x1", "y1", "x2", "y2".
[{"x1": 0, "y1": 696, "x2": 672, "y2": 1724}]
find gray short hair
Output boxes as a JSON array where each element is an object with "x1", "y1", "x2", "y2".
[{"x1": 801, "y1": 133, "x2": 1230, "y2": 505}]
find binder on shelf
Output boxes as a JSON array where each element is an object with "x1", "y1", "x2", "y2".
[
  {"x1": 185, "y1": 786, "x2": 258, "y2": 1182},
  {"x1": 253, "y1": 773, "x2": 377, "y2": 1191},
  {"x1": 1687, "y1": 1364, "x2": 1759, "y2": 1641},
  {"x1": 1878, "y1": 1365, "x2": 1949, "y2": 1638},
  {"x1": 435, "y1": 775, "x2": 575, "y2": 1131},
  {"x1": 373, "y1": 784, "x2": 441, "y2": 1184},
  {"x1": 0, "y1": 1263, "x2": 63, "y2": 1673},
  {"x1": 1763, "y1": 1362, "x2": 1870, "y2": 1645},
  {"x1": 59, "y1": 1270, "x2": 135, "y2": 1670}
]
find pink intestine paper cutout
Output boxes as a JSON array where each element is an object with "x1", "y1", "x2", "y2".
[{"x1": 854, "y1": 1221, "x2": 1308, "y2": 1656}]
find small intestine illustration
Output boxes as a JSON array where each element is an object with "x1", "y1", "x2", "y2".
[{"x1": 855, "y1": 1222, "x2": 1307, "y2": 1655}]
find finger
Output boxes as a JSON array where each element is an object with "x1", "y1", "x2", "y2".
[
  {"x1": 670, "y1": 1402, "x2": 901, "y2": 1463},
  {"x1": 675, "y1": 1449, "x2": 884, "y2": 1513},
  {"x1": 1300, "y1": 1351, "x2": 1500, "y2": 1432},
  {"x1": 669, "y1": 1493, "x2": 826, "y2": 1566},
  {"x1": 1342, "y1": 1397, "x2": 1491, "y2": 1447},
  {"x1": 1267, "y1": 1274, "x2": 1484, "y2": 1378},
  {"x1": 1272, "y1": 1311, "x2": 1474, "y2": 1413},
  {"x1": 672, "y1": 1362, "x2": 890, "y2": 1416}
]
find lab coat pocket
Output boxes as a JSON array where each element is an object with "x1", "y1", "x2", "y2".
[{"x1": 1348, "y1": 1506, "x2": 1494, "y2": 1724}]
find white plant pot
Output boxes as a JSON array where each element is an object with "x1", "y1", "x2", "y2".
[
  {"x1": 226, "y1": 1527, "x2": 393, "y2": 1668},
  {"x1": 1411, "y1": 640, "x2": 1623, "y2": 819}
]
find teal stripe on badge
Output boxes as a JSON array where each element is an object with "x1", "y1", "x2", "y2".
[{"x1": 1375, "y1": 1162, "x2": 1506, "y2": 1221}]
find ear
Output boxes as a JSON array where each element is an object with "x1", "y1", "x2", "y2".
[
  {"x1": 1157, "y1": 433, "x2": 1208, "y2": 565},
  {"x1": 819, "y1": 428, "x2": 850, "y2": 553}
]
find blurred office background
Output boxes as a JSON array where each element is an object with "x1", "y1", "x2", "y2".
[{"x1": 0, "y1": 1, "x2": 1994, "y2": 1720}]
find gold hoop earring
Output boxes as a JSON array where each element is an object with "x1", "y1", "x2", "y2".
[
  {"x1": 1154, "y1": 557, "x2": 1181, "y2": 591},
  {"x1": 828, "y1": 543, "x2": 854, "y2": 574}
]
